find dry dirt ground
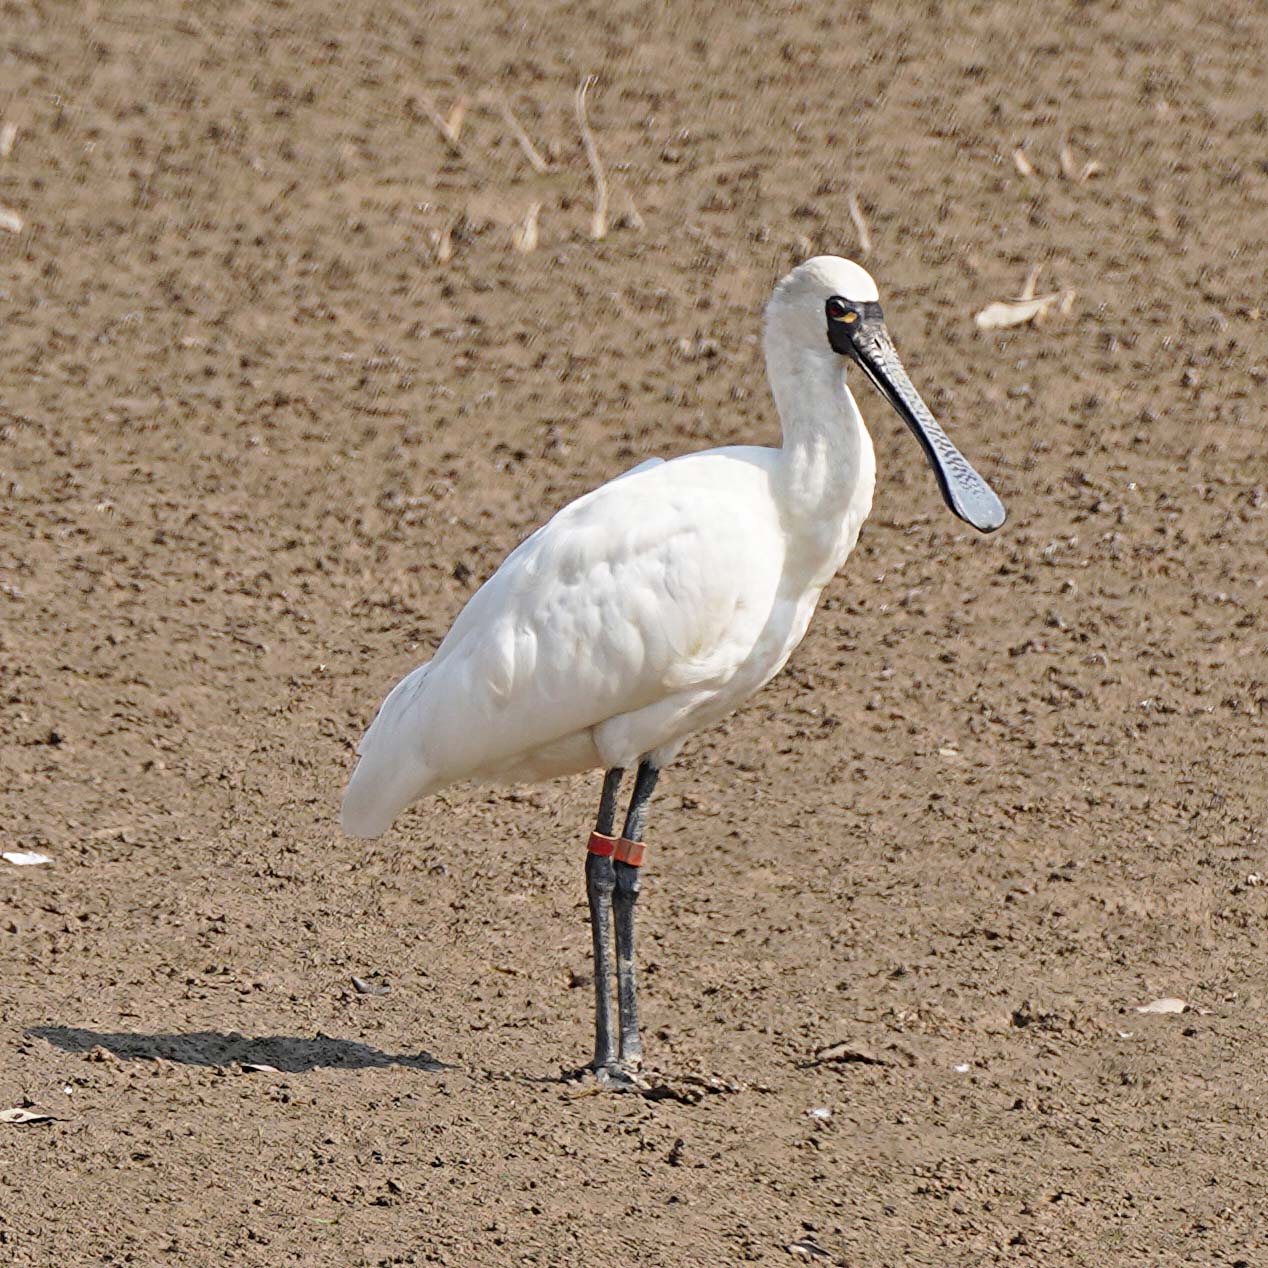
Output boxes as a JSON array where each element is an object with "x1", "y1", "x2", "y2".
[{"x1": 2, "y1": 1, "x2": 1267, "y2": 1265}]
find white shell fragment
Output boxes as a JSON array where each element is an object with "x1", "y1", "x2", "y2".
[
  {"x1": 1135, "y1": 997, "x2": 1186, "y2": 1014},
  {"x1": 0, "y1": 206, "x2": 23, "y2": 234},
  {"x1": 1, "y1": 1108, "x2": 57, "y2": 1124},
  {"x1": 3, "y1": 851, "x2": 53, "y2": 866}
]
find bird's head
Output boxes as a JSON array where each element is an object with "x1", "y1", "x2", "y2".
[{"x1": 767, "y1": 255, "x2": 1006, "y2": 534}]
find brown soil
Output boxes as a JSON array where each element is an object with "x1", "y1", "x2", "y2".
[{"x1": 2, "y1": 2, "x2": 1266, "y2": 1265}]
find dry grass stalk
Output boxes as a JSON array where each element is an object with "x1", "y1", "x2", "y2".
[
  {"x1": 574, "y1": 76, "x2": 608, "y2": 240},
  {"x1": 1020, "y1": 264, "x2": 1043, "y2": 301},
  {"x1": 430, "y1": 220, "x2": 454, "y2": 264},
  {"x1": 616, "y1": 188, "x2": 644, "y2": 231},
  {"x1": 511, "y1": 201, "x2": 541, "y2": 253},
  {"x1": 445, "y1": 97, "x2": 467, "y2": 143},
  {"x1": 1058, "y1": 137, "x2": 1102, "y2": 183},
  {"x1": 496, "y1": 96, "x2": 549, "y2": 173},
  {"x1": 0, "y1": 122, "x2": 17, "y2": 159},
  {"x1": 412, "y1": 94, "x2": 465, "y2": 157},
  {"x1": 846, "y1": 191, "x2": 872, "y2": 256},
  {"x1": 1012, "y1": 145, "x2": 1037, "y2": 178},
  {"x1": 1059, "y1": 136, "x2": 1078, "y2": 181}
]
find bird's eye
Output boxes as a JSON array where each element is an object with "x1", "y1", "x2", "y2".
[{"x1": 826, "y1": 297, "x2": 854, "y2": 322}]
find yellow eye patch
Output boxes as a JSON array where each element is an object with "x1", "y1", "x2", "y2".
[{"x1": 841, "y1": 311, "x2": 858, "y2": 323}]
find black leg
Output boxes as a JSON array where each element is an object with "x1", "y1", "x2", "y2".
[
  {"x1": 586, "y1": 767, "x2": 623, "y2": 1070},
  {"x1": 615, "y1": 759, "x2": 659, "y2": 1069},
  {"x1": 622, "y1": 759, "x2": 659, "y2": 842}
]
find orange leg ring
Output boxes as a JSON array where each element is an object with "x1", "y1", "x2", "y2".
[
  {"x1": 613, "y1": 838, "x2": 646, "y2": 867},
  {"x1": 587, "y1": 830, "x2": 617, "y2": 858}
]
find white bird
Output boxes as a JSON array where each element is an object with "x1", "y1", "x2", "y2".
[{"x1": 342, "y1": 255, "x2": 1004, "y2": 1085}]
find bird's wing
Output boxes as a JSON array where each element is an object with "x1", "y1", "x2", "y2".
[{"x1": 356, "y1": 448, "x2": 784, "y2": 792}]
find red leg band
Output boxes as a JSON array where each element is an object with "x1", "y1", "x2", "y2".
[
  {"x1": 613, "y1": 838, "x2": 646, "y2": 867},
  {"x1": 587, "y1": 830, "x2": 617, "y2": 858}
]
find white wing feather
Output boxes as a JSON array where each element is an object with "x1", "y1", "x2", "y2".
[{"x1": 341, "y1": 448, "x2": 784, "y2": 836}]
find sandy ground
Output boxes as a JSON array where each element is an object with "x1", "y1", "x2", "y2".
[{"x1": 2, "y1": 1, "x2": 1267, "y2": 1264}]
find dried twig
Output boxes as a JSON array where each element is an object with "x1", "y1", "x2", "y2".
[
  {"x1": 445, "y1": 96, "x2": 467, "y2": 143},
  {"x1": 974, "y1": 264, "x2": 1076, "y2": 329},
  {"x1": 410, "y1": 94, "x2": 465, "y2": 157},
  {"x1": 846, "y1": 191, "x2": 872, "y2": 256},
  {"x1": 511, "y1": 201, "x2": 541, "y2": 253},
  {"x1": 616, "y1": 187, "x2": 644, "y2": 231},
  {"x1": 496, "y1": 96, "x2": 549, "y2": 173},
  {"x1": 1059, "y1": 136, "x2": 1078, "y2": 181},
  {"x1": 975, "y1": 294, "x2": 1062, "y2": 330},
  {"x1": 430, "y1": 219, "x2": 454, "y2": 264},
  {"x1": 1057, "y1": 136, "x2": 1101, "y2": 183},
  {"x1": 574, "y1": 75, "x2": 608, "y2": 240}
]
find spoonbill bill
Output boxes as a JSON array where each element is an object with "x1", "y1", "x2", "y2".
[{"x1": 341, "y1": 255, "x2": 1005, "y2": 1084}]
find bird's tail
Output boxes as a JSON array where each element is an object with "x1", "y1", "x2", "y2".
[{"x1": 340, "y1": 660, "x2": 435, "y2": 839}]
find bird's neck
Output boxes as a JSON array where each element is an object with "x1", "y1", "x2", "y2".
[{"x1": 766, "y1": 332, "x2": 876, "y2": 568}]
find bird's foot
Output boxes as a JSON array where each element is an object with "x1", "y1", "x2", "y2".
[
  {"x1": 594, "y1": 1059, "x2": 649, "y2": 1092},
  {"x1": 564, "y1": 1060, "x2": 746, "y2": 1103},
  {"x1": 560, "y1": 1058, "x2": 649, "y2": 1094}
]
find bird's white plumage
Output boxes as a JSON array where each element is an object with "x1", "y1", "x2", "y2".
[{"x1": 341, "y1": 256, "x2": 882, "y2": 838}]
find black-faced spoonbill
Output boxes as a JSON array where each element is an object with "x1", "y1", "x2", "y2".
[{"x1": 341, "y1": 256, "x2": 1005, "y2": 1086}]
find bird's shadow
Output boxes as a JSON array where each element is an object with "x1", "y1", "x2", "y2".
[{"x1": 28, "y1": 1026, "x2": 449, "y2": 1074}]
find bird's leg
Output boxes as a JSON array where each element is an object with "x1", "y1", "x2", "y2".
[
  {"x1": 613, "y1": 758, "x2": 659, "y2": 1070},
  {"x1": 585, "y1": 766, "x2": 624, "y2": 1071}
]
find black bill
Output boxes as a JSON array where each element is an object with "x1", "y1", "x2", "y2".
[{"x1": 829, "y1": 301, "x2": 1006, "y2": 533}]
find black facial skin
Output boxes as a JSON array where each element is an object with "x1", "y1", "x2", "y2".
[
  {"x1": 824, "y1": 294, "x2": 1007, "y2": 533},
  {"x1": 825, "y1": 297, "x2": 884, "y2": 354}
]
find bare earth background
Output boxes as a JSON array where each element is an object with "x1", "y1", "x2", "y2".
[{"x1": 2, "y1": 1, "x2": 1266, "y2": 1265}]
